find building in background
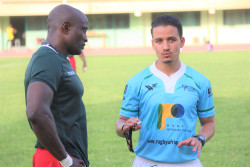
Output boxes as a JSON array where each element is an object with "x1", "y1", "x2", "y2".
[{"x1": 0, "y1": 0, "x2": 250, "y2": 51}]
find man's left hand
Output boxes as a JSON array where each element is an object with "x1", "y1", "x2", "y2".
[{"x1": 177, "y1": 137, "x2": 202, "y2": 157}]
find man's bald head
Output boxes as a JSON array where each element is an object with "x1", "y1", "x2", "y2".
[
  {"x1": 47, "y1": 4, "x2": 85, "y2": 32},
  {"x1": 46, "y1": 4, "x2": 88, "y2": 56}
]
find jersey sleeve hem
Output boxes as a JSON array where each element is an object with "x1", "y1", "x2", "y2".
[
  {"x1": 198, "y1": 108, "x2": 215, "y2": 118},
  {"x1": 120, "y1": 107, "x2": 139, "y2": 118},
  {"x1": 121, "y1": 107, "x2": 138, "y2": 112},
  {"x1": 198, "y1": 106, "x2": 214, "y2": 112},
  {"x1": 29, "y1": 79, "x2": 56, "y2": 93}
]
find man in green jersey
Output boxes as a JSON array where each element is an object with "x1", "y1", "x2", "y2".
[{"x1": 25, "y1": 4, "x2": 89, "y2": 167}]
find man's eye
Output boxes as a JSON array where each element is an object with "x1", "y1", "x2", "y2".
[
  {"x1": 82, "y1": 28, "x2": 87, "y2": 33},
  {"x1": 169, "y1": 38, "x2": 176, "y2": 42},
  {"x1": 155, "y1": 40, "x2": 161, "y2": 43}
]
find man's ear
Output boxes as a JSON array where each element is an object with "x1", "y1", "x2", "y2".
[
  {"x1": 151, "y1": 39, "x2": 155, "y2": 50},
  {"x1": 62, "y1": 22, "x2": 70, "y2": 34},
  {"x1": 180, "y1": 37, "x2": 185, "y2": 48}
]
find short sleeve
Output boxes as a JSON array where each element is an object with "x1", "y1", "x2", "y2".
[
  {"x1": 120, "y1": 81, "x2": 140, "y2": 118},
  {"x1": 29, "y1": 55, "x2": 62, "y2": 92},
  {"x1": 197, "y1": 80, "x2": 215, "y2": 118}
]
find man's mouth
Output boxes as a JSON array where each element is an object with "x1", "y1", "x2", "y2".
[
  {"x1": 163, "y1": 52, "x2": 170, "y2": 57},
  {"x1": 81, "y1": 44, "x2": 85, "y2": 49}
]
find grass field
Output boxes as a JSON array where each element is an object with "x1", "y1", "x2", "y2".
[{"x1": 0, "y1": 50, "x2": 249, "y2": 167}]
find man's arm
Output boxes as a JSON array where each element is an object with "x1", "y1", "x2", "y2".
[
  {"x1": 198, "y1": 115, "x2": 215, "y2": 142},
  {"x1": 177, "y1": 116, "x2": 215, "y2": 156},
  {"x1": 26, "y1": 81, "x2": 67, "y2": 160},
  {"x1": 78, "y1": 51, "x2": 87, "y2": 70},
  {"x1": 26, "y1": 81, "x2": 85, "y2": 166},
  {"x1": 116, "y1": 115, "x2": 141, "y2": 137}
]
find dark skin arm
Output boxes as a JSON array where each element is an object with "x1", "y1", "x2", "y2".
[
  {"x1": 79, "y1": 51, "x2": 87, "y2": 71},
  {"x1": 116, "y1": 115, "x2": 141, "y2": 137},
  {"x1": 177, "y1": 116, "x2": 215, "y2": 156},
  {"x1": 26, "y1": 81, "x2": 85, "y2": 167}
]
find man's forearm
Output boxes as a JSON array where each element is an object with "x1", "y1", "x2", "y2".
[
  {"x1": 199, "y1": 121, "x2": 215, "y2": 142},
  {"x1": 30, "y1": 111, "x2": 68, "y2": 161},
  {"x1": 116, "y1": 119, "x2": 126, "y2": 138}
]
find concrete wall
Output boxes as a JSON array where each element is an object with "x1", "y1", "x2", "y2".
[
  {"x1": 200, "y1": 10, "x2": 250, "y2": 45},
  {"x1": 218, "y1": 25, "x2": 250, "y2": 44},
  {"x1": 86, "y1": 13, "x2": 152, "y2": 49},
  {"x1": 25, "y1": 30, "x2": 47, "y2": 50},
  {"x1": 86, "y1": 29, "x2": 145, "y2": 48},
  {"x1": 1, "y1": 0, "x2": 250, "y2": 16},
  {"x1": 1, "y1": 10, "x2": 250, "y2": 51}
]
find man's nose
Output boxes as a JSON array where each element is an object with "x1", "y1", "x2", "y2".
[
  {"x1": 83, "y1": 34, "x2": 88, "y2": 42},
  {"x1": 163, "y1": 40, "x2": 170, "y2": 50}
]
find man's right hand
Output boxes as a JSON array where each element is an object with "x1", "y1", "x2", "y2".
[
  {"x1": 116, "y1": 116, "x2": 142, "y2": 137},
  {"x1": 71, "y1": 157, "x2": 86, "y2": 167},
  {"x1": 122, "y1": 117, "x2": 142, "y2": 134}
]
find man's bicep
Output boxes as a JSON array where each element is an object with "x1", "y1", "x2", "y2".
[
  {"x1": 199, "y1": 115, "x2": 215, "y2": 126},
  {"x1": 26, "y1": 81, "x2": 54, "y2": 115}
]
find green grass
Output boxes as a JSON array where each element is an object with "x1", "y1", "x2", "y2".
[{"x1": 0, "y1": 50, "x2": 249, "y2": 167}]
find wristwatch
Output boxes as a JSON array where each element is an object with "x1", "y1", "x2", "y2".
[{"x1": 194, "y1": 135, "x2": 206, "y2": 147}]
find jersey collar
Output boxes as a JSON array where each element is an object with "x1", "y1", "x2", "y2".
[
  {"x1": 40, "y1": 42, "x2": 59, "y2": 54},
  {"x1": 149, "y1": 61, "x2": 186, "y2": 93}
]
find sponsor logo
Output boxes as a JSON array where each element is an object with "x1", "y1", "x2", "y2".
[
  {"x1": 148, "y1": 139, "x2": 180, "y2": 146},
  {"x1": 157, "y1": 103, "x2": 184, "y2": 130},
  {"x1": 182, "y1": 84, "x2": 196, "y2": 92},
  {"x1": 145, "y1": 83, "x2": 158, "y2": 91},
  {"x1": 123, "y1": 85, "x2": 128, "y2": 100},
  {"x1": 208, "y1": 87, "x2": 213, "y2": 97},
  {"x1": 67, "y1": 71, "x2": 76, "y2": 76},
  {"x1": 124, "y1": 85, "x2": 128, "y2": 94},
  {"x1": 145, "y1": 85, "x2": 153, "y2": 90}
]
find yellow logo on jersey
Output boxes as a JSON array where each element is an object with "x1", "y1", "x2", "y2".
[{"x1": 157, "y1": 103, "x2": 184, "y2": 130}]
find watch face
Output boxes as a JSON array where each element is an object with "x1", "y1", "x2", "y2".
[
  {"x1": 195, "y1": 135, "x2": 205, "y2": 146},
  {"x1": 200, "y1": 135, "x2": 205, "y2": 141}
]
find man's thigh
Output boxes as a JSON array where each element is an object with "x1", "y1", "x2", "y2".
[{"x1": 33, "y1": 148, "x2": 61, "y2": 167}]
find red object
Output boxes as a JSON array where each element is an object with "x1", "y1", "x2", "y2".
[
  {"x1": 68, "y1": 56, "x2": 76, "y2": 71},
  {"x1": 36, "y1": 38, "x2": 42, "y2": 44},
  {"x1": 33, "y1": 148, "x2": 62, "y2": 167},
  {"x1": 36, "y1": 38, "x2": 45, "y2": 44}
]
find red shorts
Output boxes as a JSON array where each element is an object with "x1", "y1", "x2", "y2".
[
  {"x1": 68, "y1": 56, "x2": 76, "y2": 71},
  {"x1": 33, "y1": 148, "x2": 62, "y2": 167}
]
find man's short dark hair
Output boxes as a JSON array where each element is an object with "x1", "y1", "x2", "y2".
[{"x1": 151, "y1": 14, "x2": 183, "y2": 38}]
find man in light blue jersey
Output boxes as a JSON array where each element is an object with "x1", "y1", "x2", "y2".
[{"x1": 116, "y1": 14, "x2": 215, "y2": 167}]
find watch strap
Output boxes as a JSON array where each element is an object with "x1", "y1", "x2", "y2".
[{"x1": 194, "y1": 134, "x2": 205, "y2": 147}]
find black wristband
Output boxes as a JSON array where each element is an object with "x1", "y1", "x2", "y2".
[
  {"x1": 194, "y1": 135, "x2": 206, "y2": 147},
  {"x1": 121, "y1": 124, "x2": 125, "y2": 132}
]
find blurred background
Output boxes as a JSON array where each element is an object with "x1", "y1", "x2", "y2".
[
  {"x1": 0, "y1": 0, "x2": 250, "y2": 53},
  {"x1": 0, "y1": 1, "x2": 249, "y2": 167}
]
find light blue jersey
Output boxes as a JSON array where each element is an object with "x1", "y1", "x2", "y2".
[{"x1": 120, "y1": 61, "x2": 215, "y2": 163}]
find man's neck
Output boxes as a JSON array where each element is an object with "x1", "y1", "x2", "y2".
[
  {"x1": 45, "y1": 39, "x2": 67, "y2": 56},
  {"x1": 155, "y1": 60, "x2": 181, "y2": 77}
]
